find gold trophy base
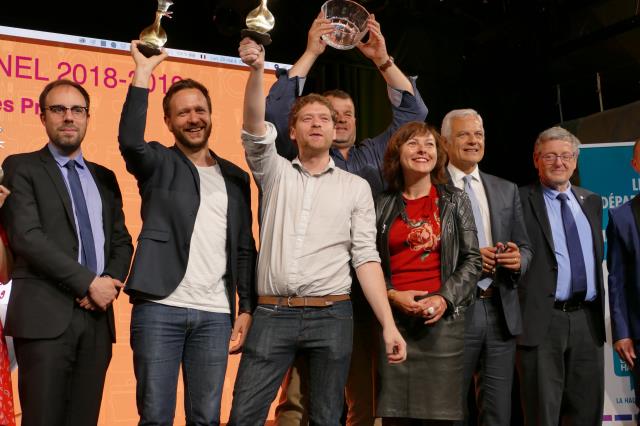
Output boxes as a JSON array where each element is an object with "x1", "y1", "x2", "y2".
[
  {"x1": 138, "y1": 43, "x2": 163, "y2": 58},
  {"x1": 241, "y1": 29, "x2": 272, "y2": 46}
]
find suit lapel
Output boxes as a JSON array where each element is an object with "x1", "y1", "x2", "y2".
[
  {"x1": 528, "y1": 184, "x2": 555, "y2": 254},
  {"x1": 631, "y1": 194, "x2": 640, "y2": 235},
  {"x1": 171, "y1": 145, "x2": 201, "y2": 194},
  {"x1": 38, "y1": 146, "x2": 75, "y2": 229},
  {"x1": 571, "y1": 186, "x2": 601, "y2": 250},
  {"x1": 480, "y1": 172, "x2": 499, "y2": 241}
]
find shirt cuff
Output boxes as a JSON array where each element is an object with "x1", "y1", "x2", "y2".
[
  {"x1": 241, "y1": 121, "x2": 278, "y2": 145},
  {"x1": 387, "y1": 75, "x2": 419, "y2": 107}
]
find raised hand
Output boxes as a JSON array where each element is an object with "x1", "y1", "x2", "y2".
[{"x1": 239, "y1": 37, "x2": 265, "y2": 70}]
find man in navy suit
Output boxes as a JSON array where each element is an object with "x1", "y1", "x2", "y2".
[
  {"x1": 607, "y1": 137, "x2": 640, "y2": 418},
  {"x1": 518, "y1": 126, "x2": 605, "y2": 425}
]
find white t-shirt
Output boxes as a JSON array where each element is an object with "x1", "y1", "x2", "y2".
[{"x1": 156, "y1": 163, "x2": 230, "y2": 313}]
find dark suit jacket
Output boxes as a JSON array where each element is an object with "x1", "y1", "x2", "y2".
[
  {"x1": 118, "y1": 86, "x2": 256, "y2": 320},
  {"x1": 607, "y1": 195, "x2": 640, "y2": 342},
  {"x1": 1, "y1": 146, "x2": 133, "y2": 342},
  {"x1": 518, "y1": 182, "x2": 605, "y2": 347},
  {"x1": 479, "y1": 172, "x2": 532, "y2": 336}
]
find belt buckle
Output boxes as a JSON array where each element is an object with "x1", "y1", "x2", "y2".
[{"x1": 287, "y1": 296, "x2": 294, "y2": 307}]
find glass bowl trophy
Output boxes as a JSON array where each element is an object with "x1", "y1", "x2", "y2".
[
  {"x1": 241, "y1": 0, "x2": 275, "y2": 46},
  {"x1": 321, "y1": 0, "x2": 370, "y2": 50},
  {"x1": 139, "y1": 0, "x2": 174, "y2": 57}
]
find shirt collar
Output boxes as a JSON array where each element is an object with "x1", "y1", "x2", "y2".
[
  {"x1": 292, "y1": 156, "x2": 336, "y2": 176},
  {"x1": 447, "y1": 163, "x2": 480, "y2": 185},
  {"x1": 47, "y1": 142, "x2": 87, "y2": 169},
  {"x1": 542, "y1": 181, "x2": 573, "y2": 201}
]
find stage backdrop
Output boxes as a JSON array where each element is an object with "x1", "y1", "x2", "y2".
[
  {"x1": 0, "y1": 26, "x2": 281, "y2": 425},
  {"x1": 579, "y1": 142, "x2": 638, "y2": 424}
]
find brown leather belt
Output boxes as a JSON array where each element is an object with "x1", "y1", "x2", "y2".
[
  {"x1": 257, "y1": 294, "x2": 350, "y2": 307},
  {"x1": 477, "y1": 285, "x2": 495, "y2": 299}
]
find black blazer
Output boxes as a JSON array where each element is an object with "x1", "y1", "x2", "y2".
[
  {"x1": 518, "y1": 182, "x2": 605, "y2": 347},
  {"x1": 479, "y1": 172, "x2": 532, "y2": 336},
  {"x1": 118, "y1": 86, "x2": 257, "y2": 319},
  {"x1": 1, "y1": 146, "x2": 133, "y2": 342}
]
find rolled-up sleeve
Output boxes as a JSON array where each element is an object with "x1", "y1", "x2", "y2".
[
  {"x1": 350, "y1": 180, "x2": 381, "y2": 268},
  {"x1": 241, "y1": 122, "x2": 285, "y2": 188}
]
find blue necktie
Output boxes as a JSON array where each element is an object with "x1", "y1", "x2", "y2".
[
  {"x1": 65, "y1": 160, "x2": 97, "y2": 274},
  {"x1": 463, "y1": 175, "x2": 491, "y2": 290},
  {"x1": 556, "y1": 193, "x2": 587, "y2": 301}
]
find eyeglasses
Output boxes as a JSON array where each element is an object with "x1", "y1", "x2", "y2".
[
  {"x1": 540, "y1": 153, "x2": 576, "y2": 164},
  {"x1": 44, "y1": 105, "x2": 89, "y2": 118}
]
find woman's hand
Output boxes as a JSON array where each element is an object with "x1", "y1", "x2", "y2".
[
  {"x1": 388, "y1": 289, "x2": 429, "y2": 316},
  {"x1": 416, "y1": 294, "x2": 447, "y2": 324}
]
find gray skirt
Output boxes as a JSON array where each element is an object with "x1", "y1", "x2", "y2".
[{"x1": 376, "y1": 309, "x2": 466, "y2": 421}]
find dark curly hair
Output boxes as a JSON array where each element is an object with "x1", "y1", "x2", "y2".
[{"x1": 383, "y1": 121, "x2": 448, "y2": 192}]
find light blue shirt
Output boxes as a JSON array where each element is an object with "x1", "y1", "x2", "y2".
[
  {"x1": 542, "y1": 184, "x2": 596, "y2": 301},
  {"x1": 48, "y1": 143, "x2": 105, "y2": 275}
]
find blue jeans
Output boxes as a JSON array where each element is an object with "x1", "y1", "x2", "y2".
[
  {"x1": 130, "y1": 301, "x2": 232, "y2": 426},
  {"x1": 229, "y1": 301, "x2": 353, "y2": 426}
]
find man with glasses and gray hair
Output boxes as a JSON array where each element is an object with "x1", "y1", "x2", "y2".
[
  {"x1": 518, "y1": 126, "x2": 605, "y2": 425},
  {"x1": 441, "y1": 109, "x2": 531, "y2": 426},
  {"x1": 1, "y1": 79, "x2": 133, "y2": 426}
]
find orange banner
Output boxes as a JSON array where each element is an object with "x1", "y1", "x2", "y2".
[{"x1": 0, "y1": 30, "x2": 278, "y2": 425}]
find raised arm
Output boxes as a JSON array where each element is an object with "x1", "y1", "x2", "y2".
[
  {"x1": 239, "y1": 37, "x2": 267, "y2": 136},
  {"x1": 357, "y1": 15, "x2": 413, "y2": 94},
  {"x1": 118, "y1": 41, "x2": 168, "y2": 182}
]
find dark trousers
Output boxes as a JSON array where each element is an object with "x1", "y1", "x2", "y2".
[
  {"x1": 517, "y1": 307, "x2": 604, "y2": 426},
  {"x1": 275, "y1": 286, "x2": 379, "y2": 426},
  {"x1": 14, "y1": 306, "x2": 112, "y2": 426},
  {"x1": 229, "y1": 301, "x2": 353, "y2": 426},
  {"x1": 459, "y1": 297, "x2": 516, "y2": 426}
]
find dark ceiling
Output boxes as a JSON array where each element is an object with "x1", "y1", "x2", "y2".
[{"x1": 2, "y1": 0, "x2": 640, "y2": 183}]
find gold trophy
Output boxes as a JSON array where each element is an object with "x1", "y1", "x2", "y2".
[
  {"x1": 241, "y1": 0, "x2": 275, "y2": 46},
  {"x1": 139, "y1": 0, "x2": 174, "y2": 57}
]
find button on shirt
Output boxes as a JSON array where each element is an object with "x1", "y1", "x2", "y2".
[
  {"x1": 48, "y1": 143, "x2": 105, "y2": 274},
  {"x1": 242, "y1": 122, "x2": 381, "y2": 297},
  {"x1": 542, "y1": 184, "x2": 596, "y2": 301}
]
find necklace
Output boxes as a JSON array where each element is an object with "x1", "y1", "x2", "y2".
[{"x1": 397, "y1": 194, "x2": 426, "y2": 228}]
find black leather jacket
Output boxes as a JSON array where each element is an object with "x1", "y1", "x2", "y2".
[{"x1": 375, "y1": 184, "x2": 482, "y2": 315}]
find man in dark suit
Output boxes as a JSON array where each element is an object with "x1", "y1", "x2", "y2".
[
  {"x1": 118, "y1": 42, "x2": 256, "y2": 425},
  {"x1": 1, "y1": 79, "x2": 133, "y2": 426},
  {"x1": 518, "y1": 126, "x2": 605, "y2": 425},
  {"x1": 607, "y1": 137, "x2": 640, "y2": 419},
  {"x1": 441, "y1": 109, "x2": 532, "y2": 426}
]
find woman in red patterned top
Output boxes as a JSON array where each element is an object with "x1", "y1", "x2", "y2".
[
  {"x1": 0, "y1": 182, "x2": 15, "y2": 426},
  {"x1": 375, "y1": 122, "x2": 482, "y2": 424}
]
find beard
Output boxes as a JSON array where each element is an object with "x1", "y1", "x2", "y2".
[
  {"x1": 50, "y1": 127, "x2": 85, "y2": 155},
  {"x1": 174, "y1": 124, "x2": 212, "y2": 152}
]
